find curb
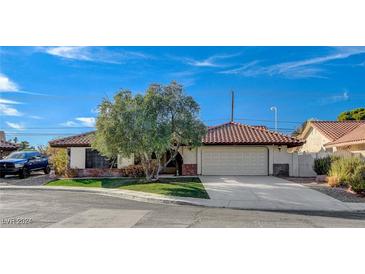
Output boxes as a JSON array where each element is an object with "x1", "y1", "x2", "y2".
[
  {"x1": 0, "y1": 185, "x2": 208, "y2": 207},
  {"x1": 2, "y1": 185, "x2": 365, "y2": 213}
]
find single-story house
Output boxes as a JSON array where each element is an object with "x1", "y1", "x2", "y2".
[
  {"x1": 297, "y1": 120, "x2": 365, "y2": 156},
  {"x1": 0, "y1": 131, "x2": 19, "y2": 159},
  {"x1": 324, "y1": 123, "x2": 365, "y2": 157},
  {"x1": 49, "y1": 121, "x2": 304, "y2": 176}
]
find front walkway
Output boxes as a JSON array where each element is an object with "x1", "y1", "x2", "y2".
[{"x1": 199, "y1": 176, "x2": 365, "y2": 211}]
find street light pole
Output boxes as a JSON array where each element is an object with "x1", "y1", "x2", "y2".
[
  {"x1": 231, "y1": 90, "x2": 234, "y2": 122},
  {"x1": 270, "y1": 106, "x2": 278, "y2": 132}
]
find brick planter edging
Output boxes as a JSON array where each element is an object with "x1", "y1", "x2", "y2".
[
  {"x1": 182, "y1": 164, "x2": 197, "y2": 176},
  {"x1": 67, "y1": 168, "x2": 125, "y2": 178}
]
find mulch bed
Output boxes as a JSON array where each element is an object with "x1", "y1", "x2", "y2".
[{"x1": 284, "y1": 177, "x2": 365, "y2": 203}]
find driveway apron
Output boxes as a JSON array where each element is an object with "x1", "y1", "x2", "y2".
[{"x1": 199, "y1": 176, "x2": 352, "y2": 211}]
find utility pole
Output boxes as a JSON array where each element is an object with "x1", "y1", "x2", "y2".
[{"x1": 231, "y1": 90, "x2": 234, "y2": 122}]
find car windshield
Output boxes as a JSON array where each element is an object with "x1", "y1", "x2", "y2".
[{"x1": 5, "y1": 152, "x2": 27, "y2": 159}]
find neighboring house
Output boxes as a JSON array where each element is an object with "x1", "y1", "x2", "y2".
[
  {"x1": 0, "y1": 131, "x2": 19, "y2": 159},
  {"x1": 324, "y1": 124, "x2": 365, "y2": 157},
  {"x1": 49, "y1": 122, "x2": 303, "y2": 176},
  {"x1": 297, "y1": 121, "x2": 365, "y2": 156}
]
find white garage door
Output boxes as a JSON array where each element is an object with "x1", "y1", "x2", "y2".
[{"x1": 201, "y1": 146, "x2": 268, "y2": 175}]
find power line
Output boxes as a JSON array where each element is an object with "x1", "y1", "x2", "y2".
[
  {"x1": 0, "y1": 117, "x2": 303, "y2": 131},
  {"x1": 4, "y1": 126, "x2": 297, "y2": 136}
]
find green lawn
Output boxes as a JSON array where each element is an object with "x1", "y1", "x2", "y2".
[{"x1": 47, "y1": 177, "x2": 209, "y2": 199}]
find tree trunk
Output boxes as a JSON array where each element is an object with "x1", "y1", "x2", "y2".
[
  {"x1": 155, "y1": 144, "x2": 181, "y2": 179},
  {"x1": 152, "y1": 158, "x2": 162, "y2": 181},
  {"x1": 142, "y1": 153, "x2": 153, "y2": 181}
]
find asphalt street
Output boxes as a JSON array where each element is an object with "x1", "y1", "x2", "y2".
[{"x1": 1, "y1": 188, "x2": 365, "y2": 227}]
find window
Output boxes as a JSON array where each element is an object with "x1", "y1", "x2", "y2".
[{"x1": 85, "y1": 149, "x2": 116, "y2": 168}]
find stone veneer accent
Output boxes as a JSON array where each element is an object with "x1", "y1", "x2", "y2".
[{"x1": 182, "y1": 164, "x2": 197, "y2": 176}]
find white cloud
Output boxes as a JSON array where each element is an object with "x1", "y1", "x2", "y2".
[
  {"x1": 60, "y1": 121, "x2": 78, "y2": 127},
  {"x1": 0, "y1": 98, "x2": 22, "y2": 104},
  {"x1": 0, "y1": 73, "x2": 18, "y2": 91},
  {"x1": 45, "y1": 46, "x2": 93, "y2": 61},
  {"x1": 330, "y1": 91, "x2": 349, "y2": 103},
  {"x1": 220, "y1": 47, "x2": 365, "y2": 78},
  {"x1": 0, "y1": 104, "x2": 23, "y2": 116},
  {"x1": 61, "y1": 117, "x2": 96, "y2": 127},
  {"x1": 318, "y1": 90, "x2": 350, "y2": 105},
  {"x1": 76, "y1": 117, "x2": 96, "y2": 127},
  {"x1": 42, "y1": 47, "x2": 151, "y2": 64},
  {"x1": 0, "y1": 73, "x2": 46, "y2": 96},
  {"x1": 178, "y1": 53, "x2": 241, "y2": 68},
  {"x1": 29, "y1": 115, "x2": 43, "y2": 119},
  {"x1": 6, "y1": 122, "x2": 25, "y2": 130}
]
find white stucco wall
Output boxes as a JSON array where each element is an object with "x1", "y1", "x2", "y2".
[
  {"x1": 197, "y1": 147, "x2": 202, "y2": 174},
  {"x1": 337, "y1": 144, "x2": 365, "y2": 157},
  {"x1": 68, "y1": 145, "x2": 307, "y2": 177},
  {"x1": 300, "y1": 127, "x2": 331, "y2": 153},
  {"x1": 70, "y1": 147, "x2": 86, "y2": 169},
  {"x1": 191, "y1": 145, "x2": 299, "y2": 176},
  {"x1": 117, "y1": 154, "x2": 134, "y2": 168},
  {"x1": 268, "y1": 145, "x2": 299, "y2": 176},
  {"x1": 179, "y1": 147, "x2": 197, "y2": 164}
]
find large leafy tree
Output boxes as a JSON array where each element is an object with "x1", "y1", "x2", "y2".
[
  {"x1": 92, "y1": 82, "x2": 206, "y2": 181},
  {"x1": 337, "y1": 107, "x2": 365, "y2": 121}
]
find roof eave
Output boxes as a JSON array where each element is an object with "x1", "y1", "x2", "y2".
[
  {"x1": 202, "y1": 142, "x2": 304, "y2": 147},
  {"x1": 325, "y1": 139, "x2": 365, "y2": 148},
  {"x1": 49, "y1": 143, "x2": 91, "y2": 148}
]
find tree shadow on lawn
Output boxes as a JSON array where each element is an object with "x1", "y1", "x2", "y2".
[
  {"x1": 101, "y1": 177, "x2": 210, "y2": 199},
  {"x1": 100, "y1": 178, "x2": 141, "y2": 188}
]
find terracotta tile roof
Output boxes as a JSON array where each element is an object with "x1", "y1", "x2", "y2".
[
  {"x1": 325, "y1": 124, "x2": 365, "y2": 147},
  {"x1": 0, "y1": 140, "x2": 19, "y2": 150},
  {"x1": 49, "y1": 123, "x2": 303, "y2": 148},
  {"x1": 251, "y1": 125, "x2": 268, "y2": 130},
  {"x1": 310, "y1": 121, "x2": 365, "y2": 141},
  {"x1": 202, "y1": 122, "x2": 303, "y2": 147},
  {"x1": 49, "y1": 131, "x2": 96, "y2": 147}
]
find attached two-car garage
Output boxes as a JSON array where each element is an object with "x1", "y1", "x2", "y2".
[{"x1": 201, "y1": 146, "x2": 269, "y2": 176}]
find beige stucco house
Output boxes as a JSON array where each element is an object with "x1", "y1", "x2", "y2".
[
  {"x1": 297, "y1": 121, "x2": 365, "y2": 156},
  {"x1": 49, "y1": 122, "x2": 304, "y2": 177}
]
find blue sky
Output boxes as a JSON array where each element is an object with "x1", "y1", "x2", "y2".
[{"x1": 1, "y1": 46, "x2": 365, "y2": 146}]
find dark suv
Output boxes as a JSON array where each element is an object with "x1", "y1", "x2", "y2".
[{"x1": 0, "y1": 151, "x2": 50, "y2": 178}]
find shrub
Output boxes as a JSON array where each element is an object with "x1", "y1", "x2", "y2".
[
  {"x1": 327, "y1": 176, "x2": 340, "y2": 187},
  {"x1": 120, "y1": 165, "x2": 145, "y2": 177},
  {"x1": 329, "y1": 157, "x2": 365, "y2": 186},
  {"x1": 347, "y1": 163, "x2": 365, "y2": 193},
  {"x1": 52, "y1": 149, "x2": 68, "y2": 176},
  {"x1": 313, "y1": 156, "x2": 333, "y2": 175},
  {"x1": 64, "y1": 168, "x2": 79, "y2": 178}
]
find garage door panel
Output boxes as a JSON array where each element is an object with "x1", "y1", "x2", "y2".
[{"x1": 202, "y1": 147, "x2": 268, "y2": 175}]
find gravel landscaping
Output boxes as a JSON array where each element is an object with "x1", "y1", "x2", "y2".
[{"x1": 285, "y1": 177, "x2": 365, "y2": 203}]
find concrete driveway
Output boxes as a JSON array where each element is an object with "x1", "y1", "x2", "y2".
[
  {"x1": 199, "y1": 176, "x2": 352, "y2": 211},
  {"x1": 0, "y1": 172, "x2": 51, "y2": 186}
]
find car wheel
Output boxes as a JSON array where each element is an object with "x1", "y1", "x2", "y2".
[
  {"x1": 19, "y1": 168, "x2": 29, "y2": 179},
  {"x1": 44, "y1": 166, "x2": 51, "y2": 174}
]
